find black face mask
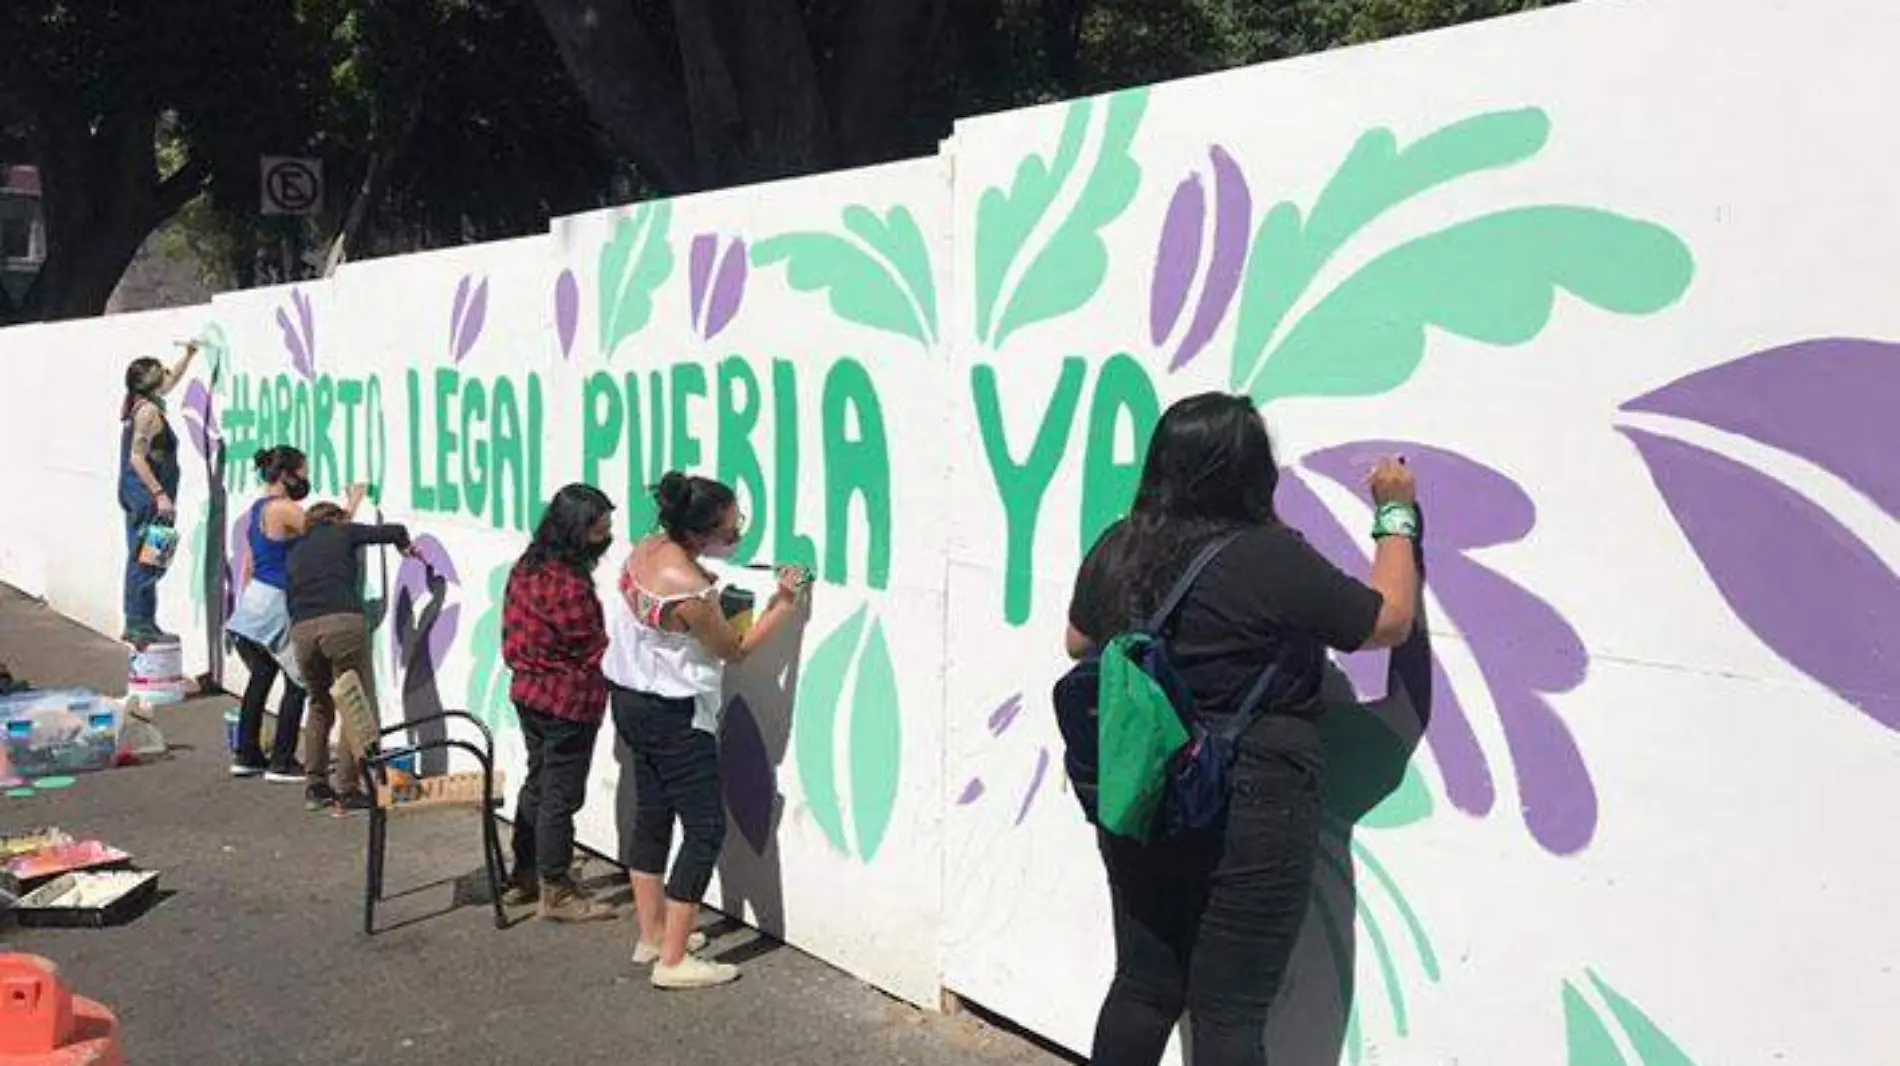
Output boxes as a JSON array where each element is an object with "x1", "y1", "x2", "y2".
[{"x1": 286, "y1": 476, "x2": 312, "y2": 502}]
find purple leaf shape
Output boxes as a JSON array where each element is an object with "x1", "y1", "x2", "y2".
[
  {"x1": 1302, "y1": 442, "x2": 1596, "y2": 854},
  {"x1": 1168, "y1": 146, "x2": 1251, "y2": 372},
  {"x1": 453, "y1": 278, "x2": 489, "y2": 364},
  {"x1": 449, "y1": 275, "x2": 472, "y2": 358},
  {"x1": 294, "y1": 289, "x2": 316, "y2": 378},
  {"x1": 689, "y1": 233, "x2": 718, "y2": 331},
  {"x1": 554, "y1": 269, "x2": 579, "y2": 359},
  {"x1": 275, "y1": 308, "x2": 312, "y2": 381},
  {"x1": 704, "y1": 239, "x2": 747, "y2": 339},
  {"x1": 1622, "y1": 338, "x2": 1900, "y2": 521},
  {"x1": 182, "y1": 380, "x2": 214, "y2": 459},
  {"x1": 987, "y1": 693, "x2": 1023, "y2": 737},
  {"x1": 1014, "y1": 747, "x2": 1050, "y2": 826},
  {"x1": 1276, "y1": 472, "x2": 1495, "y2": 822},
  {"x1": 957, "y1": 779, "x2": 985, "y2": 805},
  {"x1": 1621, "y1": 427, "x2": 1900, "y2": 730},
  {"x1": 392, "y1": 535, "x2": 461, "y2": 670},
  {"x1": 720, "y1": 695, "x2": 777, "y2": 853},
  {"x1": 1150, "y1": 174, "x2": 1205, "y2": 348}
]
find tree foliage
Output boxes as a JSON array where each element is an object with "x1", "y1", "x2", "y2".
[{"x1": 1, "y1": 0, "x2": 1565, "y2": 323}]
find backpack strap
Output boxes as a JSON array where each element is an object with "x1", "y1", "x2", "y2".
[
  {"x1": 1218, "y1": 653, "x2": 1284, "y2": 746},
  {"x1": 1142, "y1": 532, "x2": 1240, "y2": 633}
]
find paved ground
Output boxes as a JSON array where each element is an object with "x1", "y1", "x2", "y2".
[{"x1": 0, "y1": 587, "x2": 1071, "y2": 1066}]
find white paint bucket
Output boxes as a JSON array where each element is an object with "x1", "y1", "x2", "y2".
[{"x1": 127, "y1": 642, "x2": 186, "y2": 707}]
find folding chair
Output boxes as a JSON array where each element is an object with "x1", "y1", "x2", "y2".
[{"x1": 329, "y1": 670, "x2": 509, "y2": 934}]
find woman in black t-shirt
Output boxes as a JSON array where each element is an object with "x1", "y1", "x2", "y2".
[{"x1": 1066, "y1": 393, "x2": 1422, "y2": 1066}]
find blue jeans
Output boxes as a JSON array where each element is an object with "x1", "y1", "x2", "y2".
[{"x1": 123, "y1": 504, "x2": 162, "y2": 634}]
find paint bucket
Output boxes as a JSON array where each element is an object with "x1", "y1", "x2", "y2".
[
  {"x1": 127, "y1": 642, "x2": 185, "y2": 707},
  {"x1": 720, "y1": 586, "x2": 756, "y2": 637}
]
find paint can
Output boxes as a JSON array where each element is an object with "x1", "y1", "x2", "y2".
[
  {"x1": 127, "y1": 641, "x2": 186, "y2": 707},
  {"x1": 720, "y1": 586, "x2": 756, "y2": 637}
]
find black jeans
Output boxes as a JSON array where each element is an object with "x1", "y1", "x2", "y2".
[
  {"x1": 232, "y1": 635, "x2": 306, "y2": 769},
  {"x1": 1091, "y1": 728, "x2": 1324, "y2": 1066},
  {"x1": 611, "y1": 684, "x2": 725, "y2": 904},
  {"x1": 511, "y1": 705, "x2": 600, "y2": 885}
]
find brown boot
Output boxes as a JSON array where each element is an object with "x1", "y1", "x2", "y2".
[
  {"x1": 538, "y1": 880, "x2": 615, "y2": 923},
  {"x1": 500, "y1": 872, "x2": 539, "y2": 907}
]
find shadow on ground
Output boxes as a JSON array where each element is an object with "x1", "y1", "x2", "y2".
[{"x1": 0, "y1": 587, "x2": 1070, "y2": 1066}]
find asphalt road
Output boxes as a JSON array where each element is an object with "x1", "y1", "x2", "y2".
[{"x1": 0, "y1": 586, "x2": 1071, "y2": 1066}]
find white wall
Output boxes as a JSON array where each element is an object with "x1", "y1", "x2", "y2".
[{"x1": 3, "y1": 0, "x2": 1897, "y2": 1061}]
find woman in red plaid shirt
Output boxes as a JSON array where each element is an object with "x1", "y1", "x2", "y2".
[{"x1": 500, "y1": 482, "x2": 618, "y2": 921}]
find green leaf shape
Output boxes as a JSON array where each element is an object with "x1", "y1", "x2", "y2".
[
  {"x1": 1248, "y1": 205, "x2": 1695, "y2": 404},
  {"x1": 794, "y1": 605, "x2": 869, "y2": 855},
  {"x1": 199, "y1": 322, "x2": 232, "y2": 382},
  {"x1": 465, "y1": 564, "x2": 516, "y2": 734},
  {"x1": 973, "y1": 88, "x2": 1147, "y2": 347},
  {"x1": 1230, "y1": 108, "x2": 1551, "y2": 391},
  {"x1": 1589, "y1": 971, "x2": 1698, "y2": 1066},
  {"x1": 1311, "y1": 890, "x2": 1366, "y2": 1066},
  {"x1": 1318, "y1": 844, "x2": 1411, "y2": 1036},
  {"x1": 1350, "y1": 835, "x2": 1440, "y2": 982},
  {"x1": 847, "y1": 618, "x2": 901, "y2": 860},
  {"x1": 990, "y1": 88, "x2": 1147, "y2": 346},
  {"x1": 753, "y1": 206, "x2": 935, "y2": 347},
  {"x1": 597, "y1": 201, "x2": 676, "y2": 359},
  {"x1": 1565, "y1": 982, "x2": 1633, "y2": 1066},
  {"x1": 1321, "y1": 706, "x2": 1433, "y2": 828},
  {"x1": 974, "y1": 98, "x2": 1090, "y2": 344},
  {"x1": 843, "y1": 205, "x2": 938, "y2": 340}
]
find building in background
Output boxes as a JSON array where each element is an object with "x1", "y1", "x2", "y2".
[{"x1": 0, "y1": 164, "x2": 44, "y2": 306}]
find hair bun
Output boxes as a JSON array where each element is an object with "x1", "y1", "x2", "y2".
[
  {"x1": 652, "y1": 471, "x2": 688, "y2": 513},
  {"x1": 253, "y1": 447, "x2": 279, "y2": 476}
]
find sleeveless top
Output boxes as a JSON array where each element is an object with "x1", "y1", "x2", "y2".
[
  {"x1": 246, "y1": 498, "x2": 299, "y2": 589},
  {"x1": 601, "y1": 562, "x2": 726, "y2": 735},
  {"x1": 117, "y1": 398, "x2": 180, "y2": 510}
]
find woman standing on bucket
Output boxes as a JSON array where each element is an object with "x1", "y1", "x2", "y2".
[
  {"x1": 606, "y1": 472, "x2": 804, "y2": 990},
  {"x1": 500, "y1": 483, "x2": 619, "y2": 922},
  {"x1": 117, "y1": 341, "x2": 197, "y2": 644},
  {"x1": 1066, "y1": 393, "x2": 1422, "y2": 1066}
]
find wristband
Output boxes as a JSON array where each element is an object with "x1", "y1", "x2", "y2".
[{"x1": 1371, "y1": 501, "x2": 1419, "y2": 540}]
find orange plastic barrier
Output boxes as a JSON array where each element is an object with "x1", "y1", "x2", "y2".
[{"x1": 0, "y1": 954, "x2": 125, "y2": 1065}]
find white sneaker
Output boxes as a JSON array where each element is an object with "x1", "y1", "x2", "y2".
[
  {"x1": 651, "y1": 953, "x2": 739, "y2": 990},
  {"x1": 632, "y1": 931, "x2": 707, "y2": 966}
]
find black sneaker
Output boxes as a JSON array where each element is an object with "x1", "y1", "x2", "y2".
[
  {"x1": 332, "y1": 791, "x2": 375, "y2": 816},
  {"x1": 305, "y1": 781, "x2": 339, "y2": 811},
  {"x1": 264, "y1": 759, "x2": 306, "y2": 784}
]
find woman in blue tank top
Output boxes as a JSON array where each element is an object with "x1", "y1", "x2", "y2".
[{"x1": 225, "y1": 446, "x2": 367, "y2": 780}]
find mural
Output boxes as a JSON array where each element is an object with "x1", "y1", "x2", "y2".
[{"x1": 4, "y1": 1, "x2": 1898, "y2": 1061}]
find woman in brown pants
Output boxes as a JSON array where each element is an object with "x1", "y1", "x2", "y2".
[{"x1": 286, "y1": 502, "x2": 413, "y2": 812}]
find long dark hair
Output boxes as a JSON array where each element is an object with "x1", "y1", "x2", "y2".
[
  {"x1": 121, "y1": 357, "x2": 164, "y2": 422},
  {"x1": 652, "y1": 471, "x2": 736, "y2": 547},
  {"x1": 1097, "y1": 393, "x2": 1280, "y2": 623},
  {"x1": 254, "y1": 445, "x2": 307, "y2": 486},
  {"x1": 521, "y1": 483, "x2": 615, "y2": 573}
]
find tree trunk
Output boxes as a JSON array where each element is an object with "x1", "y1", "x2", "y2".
[
  {"x1": 830, "y1": 0, "x2": 947, "y2": 167},
  {"x1": 6, "y1": 104, "x2": 206, "y2": 324},
  {"x1": 1043, "y1": 0, "x2": 1090, "y2": 91},
  {"x1": 527, "y1": 0, "x2": 703, "y2": 194}
]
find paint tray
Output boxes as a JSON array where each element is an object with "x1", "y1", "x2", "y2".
[
  {"x1": 13, "y1": 870, "x2": 160, "y2": 928},
  {"x1": 0, "y1": 839, "x2": 133, "y2": 897},
  {"x1": 0, "y1": 827, "x2": 72, "y2": 862}
]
